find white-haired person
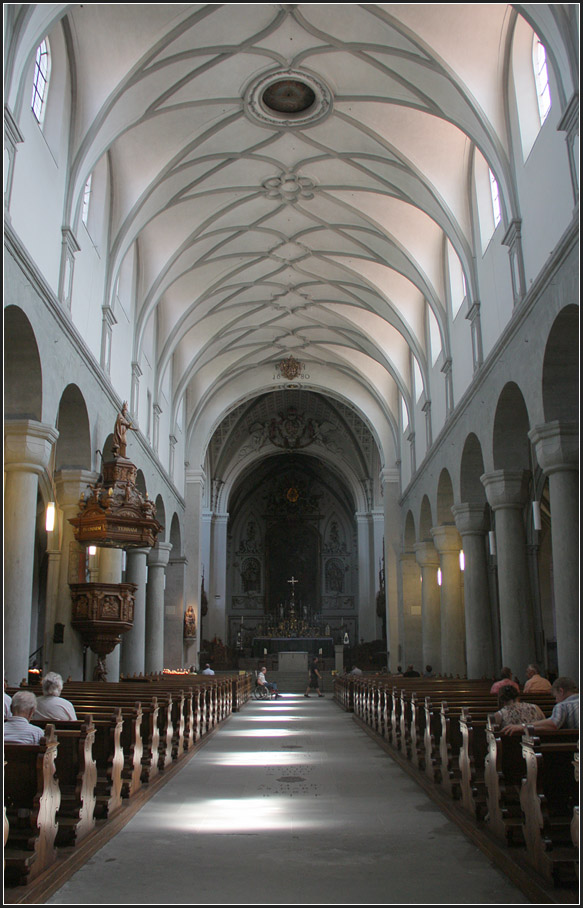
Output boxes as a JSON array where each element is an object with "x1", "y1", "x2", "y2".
[
  {"x1": 33, "y1": 672, "x2": 77, "y2": 721},
  {"x1": 4, "y1": 691, "x2": 45, "y2": 744}
]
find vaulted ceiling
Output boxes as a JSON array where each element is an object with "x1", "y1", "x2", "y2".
[{"x1": 6, "y1": 3, "x2": 574, "y2": 469}]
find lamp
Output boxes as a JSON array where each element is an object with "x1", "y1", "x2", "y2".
[
  {"x1": 45, "y1": 501, "x2": 56, "y2": 532},
  {"x1": 532, "y1": 500, "x2": 542, "y2": 532},
  {"x1": 437, "y1": 568, "x2": 442, "y2": 586},
  {"x1": 459, "y1": 550, "x2": 465, "y2": 571},
  {"x1": 488, "y1": 531, "x2": 496, "y2": 556}
]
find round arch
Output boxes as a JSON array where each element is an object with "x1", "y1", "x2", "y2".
[
  {"x1": 542, "y1": 304, "x2": 578, "y2": 422},
  {"x1": 492, "y1": 382, "x2": 531, "y2": 471},
  {"x1": 55, "y1": 385, "x2": 92, "y2": 471},
  {"x1": 459, "y1": 433, "x2": 487, "y2": 504},
  {"x1": 4, "y1": 306, "x2": 42, "y2": 421},
  {"x1": 436, "y1": 469, "x2": 455, "y2": 525}
]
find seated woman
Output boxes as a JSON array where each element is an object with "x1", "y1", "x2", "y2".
[
  {"x1": 491, "y1": 684, "x2": 545, "y2": 729},
  {"x1": 33, "y1": 672, "x2": 77, "y2": 721}
]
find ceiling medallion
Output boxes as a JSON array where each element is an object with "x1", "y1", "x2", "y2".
[{"x1": 244, "y1": 69, "x2": 332, "y2": 128}]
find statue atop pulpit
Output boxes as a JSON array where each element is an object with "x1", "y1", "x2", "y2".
[{"x1": 112, "y1": 402, "x2": 137, "y2": 459}]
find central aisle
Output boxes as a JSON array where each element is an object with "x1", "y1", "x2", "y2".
[{"x1": 47, "y1": 695, "x2": 529, "y2": 905}]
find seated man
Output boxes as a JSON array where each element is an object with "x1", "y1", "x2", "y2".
[
  {"x1": 522, "y1": 663, "x2": 552, "y2": 693},
  {"x1": 4, "y1": 691, "x2": 45, "y2": 744},
  {"x1": 501, "y1": 676, "x2": 578, "y2": 735},
  {"x1": 33, "y1": 671, "x2": 77, "y2": 720},
  {"x1": 257, "y1": 666, "x2": 281, "y2": 698},
  {"x1": 201, "y1": 664, "x2": 215, "y2": 675}
]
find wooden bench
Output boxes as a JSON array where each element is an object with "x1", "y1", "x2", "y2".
[
  {"x1": 31, "y1": 717, "x2": 97, "y2": 846},
  {"x1": 4, "y1": 726, "x2": 61, "y2": 886},
  {"x1": 519, "y1": 727, "x2": 579, "y2": 886}
]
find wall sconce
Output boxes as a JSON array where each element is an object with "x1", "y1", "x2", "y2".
[
  {"x1": 88, "y1": 545, "x2": 97, "y2": 557},
  {"x1": 437, "y1": 568, "x2": 442, "y2": 586},
  {"x1": 532, "y1": 500, "x2": 542, "y2": 532},
  {"x1": 488, "y1": 531, "x2": 496, "y2": 556},
  {"x1": 45, "y1": 501, "x2": 56, "y2": 532},
  {"x1": 459, "y1": 550, "x2": 465, "y2": 571}
]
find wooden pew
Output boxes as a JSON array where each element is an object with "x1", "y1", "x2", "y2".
[
  {"x1": 30, "y1": 717, "x2": 97, "y2": 846},
  {"x1": 4, "y1": 725, "x2": 61, "y2": 886},
  {"x1": 519, "y1": 727, "x2": 579, "y2": 886},
  {"x1": 484, "y1": 720, "x2": 528, "y2": 845}
]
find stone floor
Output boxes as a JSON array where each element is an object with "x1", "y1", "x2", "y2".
[{"x1": 46, "y1": 694, "x2": 531, "y2": 905}]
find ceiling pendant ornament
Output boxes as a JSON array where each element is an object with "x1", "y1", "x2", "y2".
[
  {"x1": 278, "y1": 355, "x2": 303, "y2": 380},
  {"x1": 262, "y1": 173, "x2": 315, "y2": 202},
  {"x1": 244, "y1": 69, "x2": 332, "y2": 128}
]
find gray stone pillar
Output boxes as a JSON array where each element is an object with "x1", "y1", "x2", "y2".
[
  {"x1": 529, "y1": 421, "x2": 579, "y2": 679},
  {"x1": 400, "y1": 551, "x2": 422, "y2": 670},
  {"x1": 145, "y1": 542, "x2": 172, "y2": 673},
  {"x1": 481, "y1": 470, "x2": 536, "y2": 674},
  {"x1": 381, "y1": 469, "x2": 401, "y2": 670},
  {"x1": 209, "y1": 514, "x2": 228, "y2": 642},
  {"x1": 165, "y1": 554, "x2": 188, "y2": 669},
  {"x1": 98, "y1": 548, "x2": 124, "y2": 681},
  {"x1": 431, "y1": 525, "x2": 465, "y2": 677},
  {"x1": 120, "y1": 547, "x2": 150, "y2": 677},
  {"x1": 4, "y1": 420, "x2": 59, "y2": 685},
  {"x1": 451, "y1": 503, "x2": 495, "y2": 679},
  {"x1": 414, "y1": 541, "x2": 441, "y2": 674},
  {"x1": 185, "y1": 469, "x2": 205, "y2": 664},
  {"x1": 356, "y1": 513, "x2": 375, "y2": 642},
  {"x1": 51, "y1": 469, "x2": 98, "y2": 680}
]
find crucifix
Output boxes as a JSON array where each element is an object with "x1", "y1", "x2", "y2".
[{"x1": 287, "y1": 575, "x2": 299, "y2": 600}]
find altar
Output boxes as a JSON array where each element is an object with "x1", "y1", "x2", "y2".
[{"x1": 252, "y1": 637, "x2": 334, "y2": 658}]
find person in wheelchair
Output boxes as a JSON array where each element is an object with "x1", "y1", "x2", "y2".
[{"x1": 257, "y1": 666, "x2": 282, "y2": 699}]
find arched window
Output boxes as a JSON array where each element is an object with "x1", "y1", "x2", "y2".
[
  {"x1": 81, "y1": 174, "x2": 93, "y2": 226},
  {"x1": 31, "y1": 39, "x2": 51, "y2": 124},
  {"x1": 532, "y1": 36, "x2": 551, "y2": 125},
  {"x1": 488, "y1": 168, "x2": 502, "y2": 228}
]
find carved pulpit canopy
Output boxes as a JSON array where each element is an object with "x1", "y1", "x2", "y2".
[{"x1": 69, "y1": 406, "x2": 163, "y2": 549}]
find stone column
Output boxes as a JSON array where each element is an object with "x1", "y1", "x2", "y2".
[
  {"x1": 529, "y1": 421, "x2": 579, "y2": 679},
  {"x1": 209, "y1": 514, "x2": 229, "y2": 642},
  {"x1": 4, "y1": 420, "x2": 59, "y2": 685},
  {"x1": 165, "y1": 554, "x2": 188, "y2": 669},
  {"x1": 381, "y1": 469, "x2": 401, "y2": 671},
  {"x1": 481, "y1": 470, "x2": 536, "y2": 673},
  {"x1": 50, "y1": 469, "x2": 99, "y2": 680},
  {"x1": 185, "y1": 469, "x2": 205, "y2": 665},
  {"x1": 356, "y1": 513, "x2": 375, "y2": 642},
  {"x1": 400, "y1": 551, "x2": 422, "y2": 669},
  {"x1": 431, "y1": 525, "x2": 465, "y2": 677},
  {"x1": 451, "y1": 503, "x2": 495, "y2": 679},
  {"x1": 120, "y1": 547, "x2": 150, "y2": 677},
  {"x1": 145, "y1": 542, "x2": 172, "y2": 674},
  {"x1": 98, "y1": 548, "x2": 124, "y2": 681},
  {"x1": 372, "y1": 509, "x2": 385, "y2": 640},
  {"x1": 414, "y1": 541, "x2": 442, "y2": 674}
]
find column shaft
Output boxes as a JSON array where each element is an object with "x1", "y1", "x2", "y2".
[
  {"x1": 414, "y1": 542, "x2": 441, "y2": 674},
  {"x1": 431, "y1": 525, "x2": 465, "y2": 676},
  {"x1": 452, "y1": 504, "x2": 495, "y2": 679},
  {"x1": 120, "y1": 547, "x2": 150, "y2": 676},
  {"x1": 145, "y1": 543, "x2": 172, "y2": 674}
]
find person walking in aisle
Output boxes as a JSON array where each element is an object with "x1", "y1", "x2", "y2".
[{"x1": 305, "y1": 657, "x2": 324, "y2": 698}]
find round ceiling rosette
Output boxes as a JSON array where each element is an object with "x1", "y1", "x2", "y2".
[{"x1": 244, "y1": 69, "x2": 332, "y2": 128}]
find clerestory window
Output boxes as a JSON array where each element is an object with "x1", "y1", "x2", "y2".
[
  {"x1": 489, "y1": 168, "x2": 502, "y2": 229},
  {"x1": 81, "y1": 174, "x2": 92, "y2": 226},
  {"x1": 31, "y1": 39, "x2": 51, "y2": 125},
  {"x1": 533, "y1": 36, "x2": 551, "y2": 125}
]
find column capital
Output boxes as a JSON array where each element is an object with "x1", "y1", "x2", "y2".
[
  {"x1": 147, "y1": 541, "x2": 173, "y2": 568},
  {"x1": 414, "y1": 541, "x2": 440, "y2": 568},
  {"x1": 379, "y1": 467, "x2": 400, "y2": 485},
  {"x1": 480, "y1": 469, "x2": 529, "y2": 510},
  {"x1": 185, "y1": 468, "x2": 206, "y2": 486},
  {"x1": 4, "y1": 420, "x2": 59, "y2": 474},
  {"x1": 451, "y1": 502, "x2": 488, "y2": 536},
  {"x1": 430, "y1": 524, "x2": 462, "y2": 554},
  {"x1": 55, "y1": 469, "x2": 100, "y2": 509},
  {"x1": 528, "y1": 420, "x2": 578, "y2": 476},
  {"x1": 127, "y1": 546, "x2": 152, "y2": 559}
]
